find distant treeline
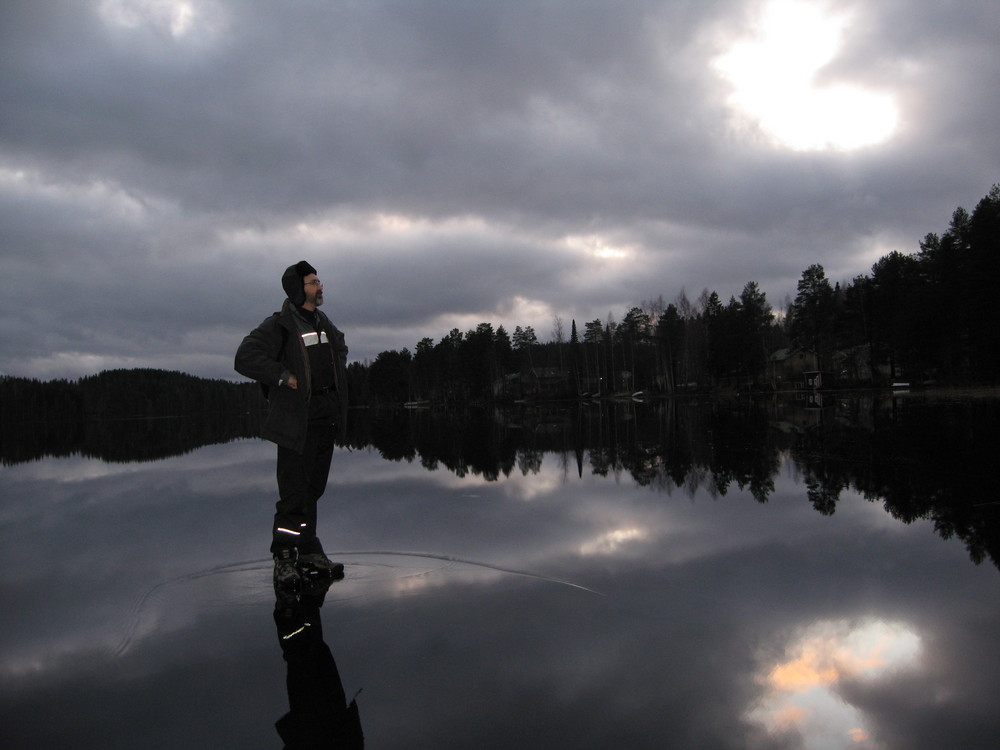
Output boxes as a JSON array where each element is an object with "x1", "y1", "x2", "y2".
[
  {"x1": 0, "y1": 369, "x2": 265, "y2": 464},
  {"x1": 2, "y1": 368, "x2": 263, "y2": 421},
  {"x1": 355, "y1": 183, "x2": 1000, "y2": 404}
]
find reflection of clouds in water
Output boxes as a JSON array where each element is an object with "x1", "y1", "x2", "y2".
[
  {"x1": 109, "y1": 554, "x2": 509, "y2": 658},
  {"x1": 749, "y1": 619, "x2": 922, "y2": 749},
  {"x1": 0, "y1": 438, "x2": 273, "y2": 485},
  {"x1": 578, "y1": 527, "x2": 649, "y2": 556},
  {"x1": 500, "y1": 469, "x2": 565, "y2": 501},
  {"x1": 403, "y1": 454, "x2": 569, "y2": 501},
  {"x1": 4, "y1": 429, "x2": 1000, "y2": 749},
  {"x1": 346, "y1": 447, "x2": 938, "y2": 576},
  {"x1": 1, "y1": 455, "x2": 149, "y2": 483},
  {"x1": 333, "y1": 553, "x2": 506, "y2": 600}
]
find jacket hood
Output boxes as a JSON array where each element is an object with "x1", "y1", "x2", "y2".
[{"x1": 281, "y1": 260, "x2": 316, "y2": 307}]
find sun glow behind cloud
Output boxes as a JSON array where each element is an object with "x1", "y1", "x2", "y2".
[
  {"x1": 97, "y1": 0, "x2": 226, "y2": 46},
  {"x1": 564, "y1": 233, "x2": 635, "y2": 260},
  {"x1": 100, "y1": 0, "x2": 196, "y2": 36},
  {"x1": 714, "y1": 0, "x2": 898, "y2": 151}
]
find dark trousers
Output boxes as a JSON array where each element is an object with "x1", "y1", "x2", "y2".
[{"x1": 272, "y1": 420, "x2": 336, "y2": 556}]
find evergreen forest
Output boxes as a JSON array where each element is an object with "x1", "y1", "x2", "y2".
[{"x1": 354, "y1": 184, "x2": 1000, "y2": 404}]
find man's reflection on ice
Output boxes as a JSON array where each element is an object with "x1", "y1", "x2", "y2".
[{"x1": 273, "y1": 573, "x2": 363, "y2": 749}]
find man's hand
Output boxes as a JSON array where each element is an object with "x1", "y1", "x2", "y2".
[{"x1": 287, "y1": 374, "x2": 299, "y2": 389}]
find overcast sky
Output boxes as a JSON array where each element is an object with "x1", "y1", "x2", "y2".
[{"x1": 2, "y1": 0, "x2": 998, "y2": 381}]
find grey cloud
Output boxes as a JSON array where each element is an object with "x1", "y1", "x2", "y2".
[{"x1": 1, "y1": 0, "x2": 998, "y2": 378}]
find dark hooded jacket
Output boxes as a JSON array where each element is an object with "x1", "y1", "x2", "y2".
[{"x1": 235, "y1": 299, "x2": 348, "y2": 453}]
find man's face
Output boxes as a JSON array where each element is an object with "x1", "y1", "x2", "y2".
[{"x1": 302, "y1": 273, "x2": 324, "y2": 309}]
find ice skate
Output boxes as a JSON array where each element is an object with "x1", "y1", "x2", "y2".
[{"x1": 298, "y1": 550, "x2": 345, "y2": 580}]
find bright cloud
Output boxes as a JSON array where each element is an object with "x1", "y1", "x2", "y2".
[
  {"x1": 579, "y1": 527, "x2": 649, "y2": 556},
  {"x1": 564, "y1": 233, "x2": 636, "y2": 260},
  {"x1": 714, "y1": 0, "x2": 899, "y2": 151},
  {"x1": 100, "y1": 0, "x2": 199, "y2": 37},
  {"x1": 749, "y1": 618, "x2": 922, "y2": 748}
]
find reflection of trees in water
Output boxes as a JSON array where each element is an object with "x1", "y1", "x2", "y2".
[
  {"x1": 2, "y1": 412, "x2": 263, "y2": 465},
  {"x1": 346, "y1": 398, "x2": 786, "y2": 504},
  {"x1": 567, "y1": 399, "x2": 781, "y2": 504},
  {"x1": 791, "y1": 394, "x2": 1000, "y2": 569},
  {"x1": 6, "y1": 391, "x2": 999, "y2": 570},
  {"x1": 347, "y1": 395, "x2": 1000, "y2": 571}
]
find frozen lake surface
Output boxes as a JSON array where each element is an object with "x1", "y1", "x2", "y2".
[{"x1": 3, "y1": 395, "x2": 1000, "y2": 749}]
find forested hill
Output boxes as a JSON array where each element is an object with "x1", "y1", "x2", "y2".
[
  {"x1": 0, "y1": 370, "x2": 265, "y2": 464},
  {"x1": 1, "y1": 368, "x2": 264, "y2": 423}
]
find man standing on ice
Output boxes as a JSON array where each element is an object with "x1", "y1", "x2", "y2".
[{"x1": 235, "y1": 260, "x2": 349, "y2": 589}]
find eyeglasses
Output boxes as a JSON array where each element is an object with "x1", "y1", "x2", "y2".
[{"x1": 304, "y1": 279, "x2": 323, "y2": 287}]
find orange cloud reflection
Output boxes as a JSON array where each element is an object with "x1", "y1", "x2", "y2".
[{"x1": 749, "y1": 619, "x2": 921, "y2": 748}]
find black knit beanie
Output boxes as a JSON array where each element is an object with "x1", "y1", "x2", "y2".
[{"x1": 281, "y1": 260, "x2": 317, "y2": 306}]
